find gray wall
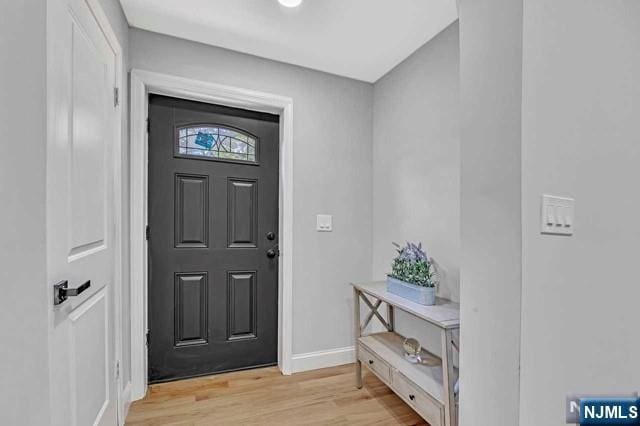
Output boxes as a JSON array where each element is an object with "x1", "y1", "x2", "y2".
[
  {"x1": 458, "y1": 0, "x2": 640, "y2": 424},
  {"x1": 0, "y1": 1, "x2": 49, "y2": 424},
  {"x1": 372, "y1": 22, "x2": 460, "y2": 355},
  {"x1": 458, "y1": 0, "x2": 523, "y2": 424},
  {"x1": 519, "y1": 1, "x2": 640, "y2": 424},
  {"x1": 129, "y1": 28, "x2": 374, "y2": 355}
]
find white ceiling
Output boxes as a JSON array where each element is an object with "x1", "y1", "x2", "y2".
[{"x1": 120, "y1": 0, "x2": 458, "y2": 83}]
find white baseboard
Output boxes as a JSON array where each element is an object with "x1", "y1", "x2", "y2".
[
  {"x1": 120, "y1": 381, "x2": 132, "y2": 425},
  {"x1": 291, "y1": 346, "x2": 355, "y2": 373}
]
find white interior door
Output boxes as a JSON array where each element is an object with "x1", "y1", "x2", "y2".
[{"x1": 47, "y1": 0, "x2": 119, "y2": 425}]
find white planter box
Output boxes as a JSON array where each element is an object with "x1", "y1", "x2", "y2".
[{"x1": 386, "y1": 276, "x2": 436, "y2": 306}]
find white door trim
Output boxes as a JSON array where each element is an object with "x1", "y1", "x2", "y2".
[
  {"x1": 129, "y1": 69, "x2": 294, "y2": 400},
  {"x1": 83, "y1": 1, "x2": 126, "y2": 422}
]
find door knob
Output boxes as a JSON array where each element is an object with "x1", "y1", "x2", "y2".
[
  {"x1": 266, "y1": 245, "x2": 279, "y2": 258},
  {"x1": 266, "y1": 231, "x2": 276, "y2": 241},
  {"x1": 53, "y1": 280, "x2": 91, "y2": 305}
]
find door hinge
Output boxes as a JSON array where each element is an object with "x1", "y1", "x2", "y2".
[
  {"x1": 146, "y1": 118, "x2": 150, "y2": 133},
  {"x1": 146, "y1": 331, "x2": 151, "y2": 347},
  {"x1": 114, "y1": 87, "x2": 120, "y2": 107},
  {"x1": 115, "y1": 360, "x2": 120, "y2": 380},
  {"x1": 145, "y1": 225, "x2": 150, "y2": 241}
]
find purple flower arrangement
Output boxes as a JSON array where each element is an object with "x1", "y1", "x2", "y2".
[{"x1": 389, "y1": 242, "x2": 434, "y2": 288}]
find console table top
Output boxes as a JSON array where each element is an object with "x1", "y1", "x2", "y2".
[{"x1": 351, "y1": 281, "x2": 460, "y2": 329}]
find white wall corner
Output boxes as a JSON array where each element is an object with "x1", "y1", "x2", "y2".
[{"x1": 291, "y1": 346, "x2": 355, "y2": 374}]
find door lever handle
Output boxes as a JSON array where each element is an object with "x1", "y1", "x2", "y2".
[{"x1": 53, "y1": 280, "x2": 91, "y2": 305}]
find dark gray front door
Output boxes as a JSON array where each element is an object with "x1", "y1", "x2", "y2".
[{"x1": 148, "y1": 95, "x2": 279, "y2": 383}]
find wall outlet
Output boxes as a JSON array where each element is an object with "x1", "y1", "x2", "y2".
[
  {"x1": 316, "y1": 214, "x2": 333, "y2": 232},
  {"x1": 541, "y1": 195, "x2": 574, "y2": 235}
]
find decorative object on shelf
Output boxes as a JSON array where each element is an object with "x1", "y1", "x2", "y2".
[
  {"x1": 403, "y1": 337, "x2": 422, "y2": 364},
  {"x1": 387, "y1": 242, "x2": 437, "y2": 305}
]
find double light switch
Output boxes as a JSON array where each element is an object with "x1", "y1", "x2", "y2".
[
  {"x1": 316, "y1": 214, "x2": 333, "y2": 232},
  {"x1": 541, "y1": 195, "x2": 575, "y2": 235}
]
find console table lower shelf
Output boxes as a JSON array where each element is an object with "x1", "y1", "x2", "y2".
[{"x1": 358, "y1": 332, "x2": 452, "y2": 426}]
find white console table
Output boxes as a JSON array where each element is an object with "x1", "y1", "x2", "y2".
[{"x1": 352, "y1": 281, "x2": 459, "y2": 426}]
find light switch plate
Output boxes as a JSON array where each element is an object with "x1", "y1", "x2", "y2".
[
  {"x1": 541, "y1": 195, "x2": 574, "y2": 235},
  {"x1": 316, "y1": 214, "x2": 332, "y2": 232}
]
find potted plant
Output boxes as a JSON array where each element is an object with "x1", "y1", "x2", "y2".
[{"x1": 387, "y1": 242, "x2": 437, "y2": 306}]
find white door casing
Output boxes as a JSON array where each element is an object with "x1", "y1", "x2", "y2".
[
  {"x1": 47, "y1": 0, "x2": 122, "y2": 424},
  {"x1": 129, "y1": 70, "x2": 294, "y2": 400}
]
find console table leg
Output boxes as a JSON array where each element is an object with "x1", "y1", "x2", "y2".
[
  {"x1": 441, "y1": 328, "x2": 457, "y2": 426},
  {"x1": 353, "y1": 287, "x2": 362, "y2": 389}
]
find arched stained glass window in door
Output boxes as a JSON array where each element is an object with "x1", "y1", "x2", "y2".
[{"x1": 177, "y1": 125, "x2": 257, "y2": 163}]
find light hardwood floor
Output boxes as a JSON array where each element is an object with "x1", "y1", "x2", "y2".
[{"x1": 126, "y1": 363, "x2": 427, "y2": 425}]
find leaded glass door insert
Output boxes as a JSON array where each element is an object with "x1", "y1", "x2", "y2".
[{"x1": 177, "y1": 125, "x2": 258, "y2": 163}]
